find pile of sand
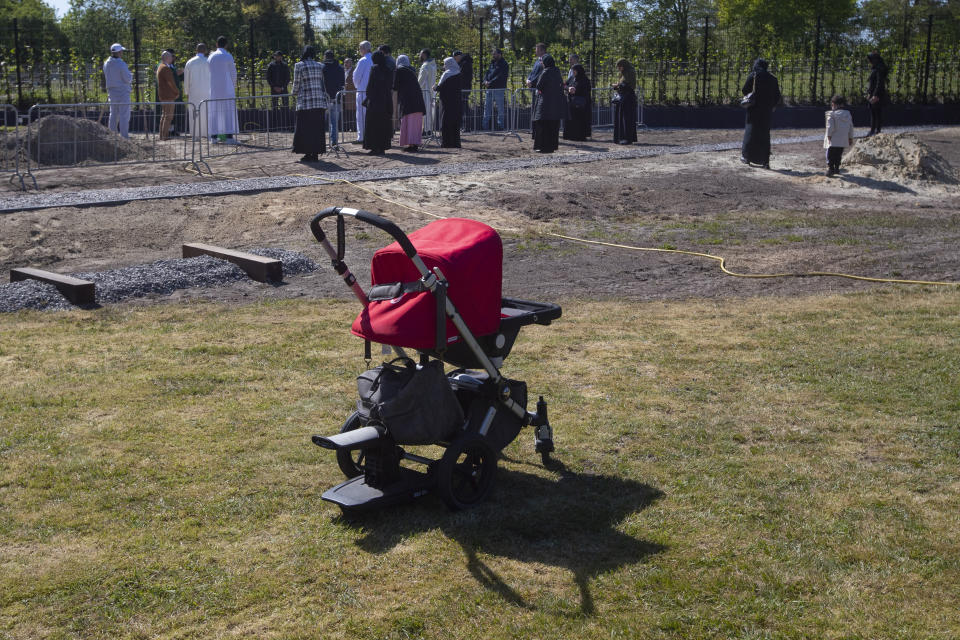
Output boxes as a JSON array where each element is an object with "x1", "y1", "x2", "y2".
[
  {"x1": 845, "y1": 132, "x2": 958, "y2": 184},
  {"x1": 26, "y1": 115, "x2": 147, "y2": 166}
]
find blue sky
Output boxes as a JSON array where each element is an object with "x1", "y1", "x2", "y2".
[{"x1": 47, "y1": 0, "x2": 71, "y2": 18}]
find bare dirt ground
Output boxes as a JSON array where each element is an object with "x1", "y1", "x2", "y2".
[{"x1": 2, "y1": 126, "x2": 959, "y2": 307}]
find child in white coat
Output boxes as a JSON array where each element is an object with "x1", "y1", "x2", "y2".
[{"x1": 824, "y1": 95, "x2": 854, "y2": 176}]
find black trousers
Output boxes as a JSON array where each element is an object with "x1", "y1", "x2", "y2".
[
  {"x1": 869, "y1": 103, "x2": 883, "y2": 133},
  {"x1": 827, "y1": 146, "x2": 844, "y2": 170}
]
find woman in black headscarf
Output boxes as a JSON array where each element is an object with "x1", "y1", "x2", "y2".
[
  {"x1": 291, "y1": 45, "x2": 329, "y2": 162},
  {"x1": 532, "y1": 54, "x2": 566, "y2": 153},
  {"x1": 435, "y1": 56, "x2": 462, "y2": 148},
  {"x1": 740, "y1": 58, "x2": 781, "y2": 169},
  {"x1": 563, "y1": 63, "x2": 592, "y2": 141},
  {"x1": 866, "y1": 52, "x2": 888, "y2": 137},
  {"x1": 612, "y1": 58, "x2": 637, "y2": 145},
  {"x1": 363, "y1": 50, "x2": 393, "y2": 155}
]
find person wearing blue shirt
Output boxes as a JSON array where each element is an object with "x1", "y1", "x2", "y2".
[{"x1": 482, "y1": 48, "x2": 508, "y2": 131}]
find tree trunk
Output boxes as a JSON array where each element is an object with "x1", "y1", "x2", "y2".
[
  {"x1": 497, "y1": 0, "x2": 505, "y2": 49},
  {"x1": 301, "y1": 0, "x2": 314, "y2": 45},
  {"x1": 509, "y1": 0, "x2": 518, "y2": 51}
]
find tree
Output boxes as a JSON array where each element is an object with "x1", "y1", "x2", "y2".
[
  {"x1": 303, "y1": 0, "x2": 342, "y2": 44},
  {"x1": 716, "y1": 0, "x2": 857, "y2": 55},
  {"x1": 2, "y1": 0, "x2": 68, "y2": 62}
]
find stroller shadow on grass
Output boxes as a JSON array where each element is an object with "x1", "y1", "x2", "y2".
[{"x1": 342, "y1": 459, "x2": 665, "y2": 616}]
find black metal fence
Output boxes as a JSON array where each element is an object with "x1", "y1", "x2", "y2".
[{"x1": 2, "y1": 13, "x2": 959, "y2": 112}]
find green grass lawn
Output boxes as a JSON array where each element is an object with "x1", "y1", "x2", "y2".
[{"x1": 2, "y1": 289, "x2": 959, "y2": 639}]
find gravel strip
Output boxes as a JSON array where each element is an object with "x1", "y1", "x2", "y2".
[
  {"x1": 2, "y1": 126, "x2": 939, "y2": 214},
  {"x1": 1, "y1": 248, "x2": 318, "y2": 313}
]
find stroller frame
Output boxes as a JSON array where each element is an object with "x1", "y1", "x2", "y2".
[{"x1": 309, "y1": 207, "x2": 561, "y2": 511}]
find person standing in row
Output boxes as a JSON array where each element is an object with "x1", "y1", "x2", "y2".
[
  {"x1": 565, "y1": 53, "x2": 580, "y2": 86},
  {"x1": 156, "y1": 51, "x2": 180, "y2": 141},
  {"x1": 363, "y1": 50, "x2": 394, "y2": 155},
  {"x1": 740, "y1": 58, "x2": 781, "y2": 168},
  {"x1": 183, "y1": 43, "x2": 210, "y2": 139},
  {"x1": 526, "y1": 43, "x2": 547, "y2": 134},
  {"x1": 436, "y1": 56, "x2": 462, "y2": 148},
  {"x1": 207, "y1": 36, "x2": 239, "y2": 144},
  {"x1": 418, "y1": 49, "x2": 437, "y2": 133},
  {"x1": 291, "y1": 45, "x2": 329, "y2": 163},
  {"x1": 866, "y1": 52, "x2": 888, "y2": 137},
  {"x1": 322, "y1": 50, "x2": 345, "y2": 146},
  {"x1": 563, "y1": 63, "x2": 592, "y2": 141},
  {"x1": 378, "y1": 45, "x2": 398, "y2": 129},
  {"x1": 454, "y1": 51, "x2": 473, "y2": 131},
  {"x1": 532, "y1": 54, "x2": 565, "y2": 153},
  {"x1": 612, "y1": 58, "x2": 637, "y2": 145},
  {"x1": 267, "y1": 51, "x2": 290, "y2": 108},
  {"x1": 104, "y1": 43, "x2": 133, "y2": 139},
  {"x1": 353, "y1": 41, "x2": 373, "y2": 143},
  {"x1": 482, "y1": 48, "x2": 508, "y2": 131},
  {"x1": 343, "y1": 57, "x2": 356, "y2": 132},
  {"x1": 395, "y1": 55, "x2": 426, "y2": 151}
]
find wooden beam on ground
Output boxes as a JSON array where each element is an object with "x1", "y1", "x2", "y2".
[
  {"x1": 10, "y1": 268, "x2": 96, "y2": 305},
  {"x1": 182, "y1": 243, "x2": 282, "y2": 283}
]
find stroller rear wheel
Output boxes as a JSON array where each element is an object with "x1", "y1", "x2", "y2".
[
  {"x1": 336, "y1": 412, "x2": 367, "y2": 478},
  {"x1": 436, "y1": 434, "x2": 497, "y2": 511}
]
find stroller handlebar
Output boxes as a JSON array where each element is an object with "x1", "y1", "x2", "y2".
[{"x1": 311, "y1": 207, "x2": 418, "y2": 258}]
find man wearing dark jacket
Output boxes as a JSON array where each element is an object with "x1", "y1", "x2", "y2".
[
  {"x1": 267, "y1": 51, "x2": 290, "y2": 108},
  {"x1": 482, "y1": 48, "x2": 508, "y2": 130}
]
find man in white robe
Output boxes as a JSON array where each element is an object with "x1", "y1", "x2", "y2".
[
  {"x1": 103, "y1": 43, "x2": 132, "y2": 138},
  {"x1": 417, "y1": 49, "x2": 436, "y2": 133},
  {"x1": 183, "y1": 43, "x2": 211, "y2": 139},
  {"x1": 207, "y1": 36, "x2": 239, "y2": 143},
  {"x1": 352, "y1": 41, "x2": 373, "y2": 142}
]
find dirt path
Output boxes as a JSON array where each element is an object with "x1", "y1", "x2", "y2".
[{"x1": 2, "y1": 127, "x2": 958, "y2": 308}]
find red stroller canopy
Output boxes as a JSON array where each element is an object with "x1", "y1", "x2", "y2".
[{"x1": 351, "y1": 218, "x2": 503, "y2": 351}]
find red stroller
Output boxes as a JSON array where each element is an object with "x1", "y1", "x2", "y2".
[{"x1": 309, "y1": 207, "x2": 561, "y2": 511}]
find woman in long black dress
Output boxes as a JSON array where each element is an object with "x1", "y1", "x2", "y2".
[
  {"x1": 563, "y1": 63, "x2": 592, "y2": 141},
  {"x1": 363, "y1": 50, "x2": 393, "y2": 155},
  {"x1": 740, "y1": 58, "x2": 781, "y2": 168},
  {"x1": 866, "y1": 52, "x2": 888, "y2": 136},
  {"x1": 532, "y1": 54, "x2": 565, "y2": 153},
  {"x1": 612, "y1": 58, "x2": 637, "y2": 145},
  {"x1": 394, "y1": 55, "x2": 426, "y2": 151},
  {"x1": 291, "y1": 45, "x2": 329, "y2": 162},
  {"x1": 435, "y1": 57, "x2": 462, "y2": 148}
]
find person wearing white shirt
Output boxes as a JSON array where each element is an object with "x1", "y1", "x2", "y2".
[
  {"x1": 417, "y1": 48, "x2": 436, "y2": 133},
  {"x1": 207, "y1": 36, "x2": 239, "y2": 143},
  {"x1": 103, "y1": 43, "x2": 133, "y2": 138},
  {"x1": 183, "y1": 43, "x2": 211, "y2": 139},
  {"x1": 352, "y1": 41, "x2": 373, "y2": 142}
]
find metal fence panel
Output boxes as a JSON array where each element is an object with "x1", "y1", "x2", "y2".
[
  {"x1": 1, "y1": 104, "x2": 25, "y2": 189},
  {"x1": 24, "y1": 101, "x2": 197, "y2": 185},
  {"x1": 197, "y1": 94, "x2": 296, "y2": 161}
]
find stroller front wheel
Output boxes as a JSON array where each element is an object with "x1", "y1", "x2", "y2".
[
  {"x1": 336, "y1": 411, "x2": 367, "y2": 478},
  {"x1": 436, "y1": 434, "x2": 497, "y2": 511}
]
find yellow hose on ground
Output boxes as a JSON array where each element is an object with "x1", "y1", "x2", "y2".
[{"x1": 307, "y1": 175, "x2": 960, "y2": 288}]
